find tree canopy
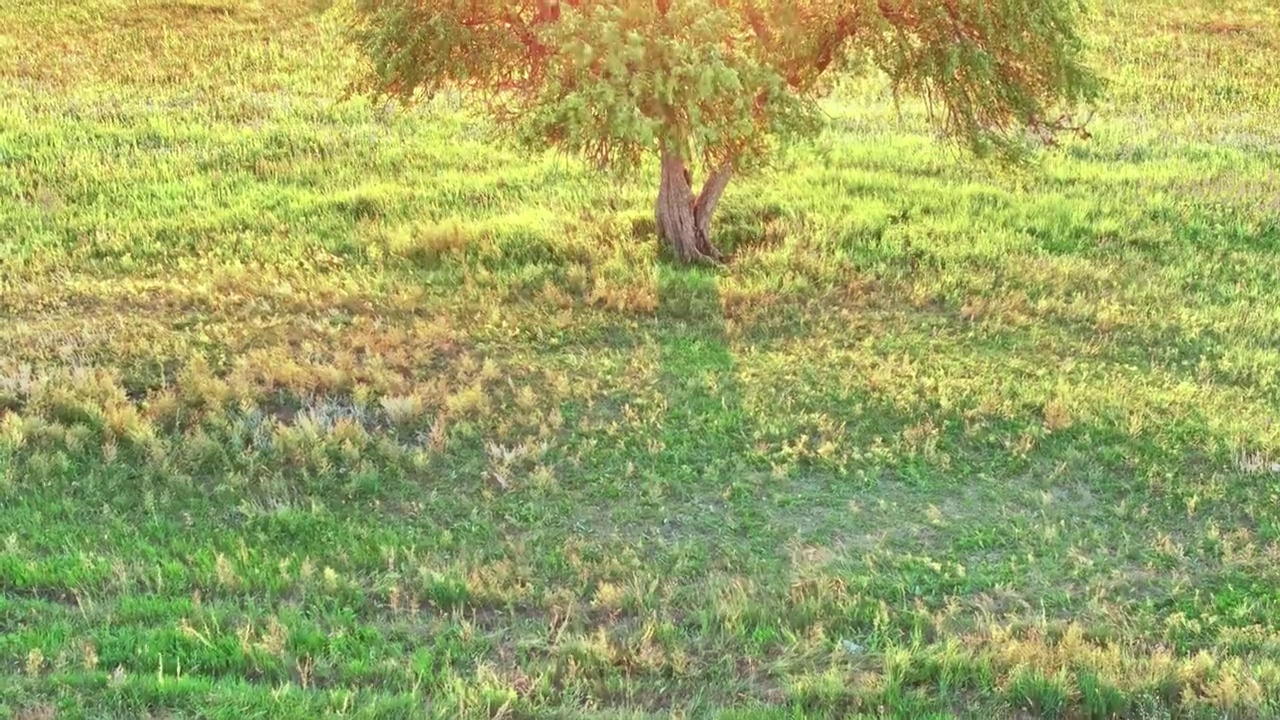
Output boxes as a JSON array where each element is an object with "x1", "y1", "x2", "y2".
[{"x1": 342, "y1": 0, "x2": 1100, "y2": 262}]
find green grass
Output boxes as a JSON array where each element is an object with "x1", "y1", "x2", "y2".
[{"x1": 2, "y1": 0, "x2": 1280, "y2": 717}]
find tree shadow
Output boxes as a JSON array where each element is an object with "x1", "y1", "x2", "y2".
[
  {"x1": 634, "y1": 262, "x2": 1270, "y2": 618},
  {"x1": 652, "y1": 265, "x2": 749, "y2": 481},
  {"x1": 640, "y1": 234, "x2": 1273, "y2": 538}
]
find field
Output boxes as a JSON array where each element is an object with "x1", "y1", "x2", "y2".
[{"x1": 2, "y1": 0, "x2": 1280, "y2": 717}]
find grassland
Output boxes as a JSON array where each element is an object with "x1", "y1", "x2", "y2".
[{"x1": 2, "y1": 0, "x2": 1280, "y2": 717}]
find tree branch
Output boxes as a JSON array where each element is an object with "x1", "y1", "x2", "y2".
[
  {"x1": 694, "y1": 164, "x2": 733, "y2": 226},
  {"x1": 693, "y1": 161, "x2": 734, "y2": 261}
]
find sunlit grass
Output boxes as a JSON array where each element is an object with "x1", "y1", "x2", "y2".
[{"x1": 2, "y1": 0, "x2": 1279, "y2": 717}]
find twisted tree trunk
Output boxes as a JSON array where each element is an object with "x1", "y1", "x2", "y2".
[{"x1": 655, "y1": 148, "x2": 733, "y2": 264}]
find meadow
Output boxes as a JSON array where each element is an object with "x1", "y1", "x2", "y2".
[{"x1": 2, "y1": 0, "x2": 1280, "y2": 717}]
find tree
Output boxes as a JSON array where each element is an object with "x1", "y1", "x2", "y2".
[{"x1": 341, "y1": 0, "x2": 1099, "y2": 264}]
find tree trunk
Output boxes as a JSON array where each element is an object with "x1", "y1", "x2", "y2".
[{"x1": 655, "y1": 148, "x2": 733, "y2": 264}]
